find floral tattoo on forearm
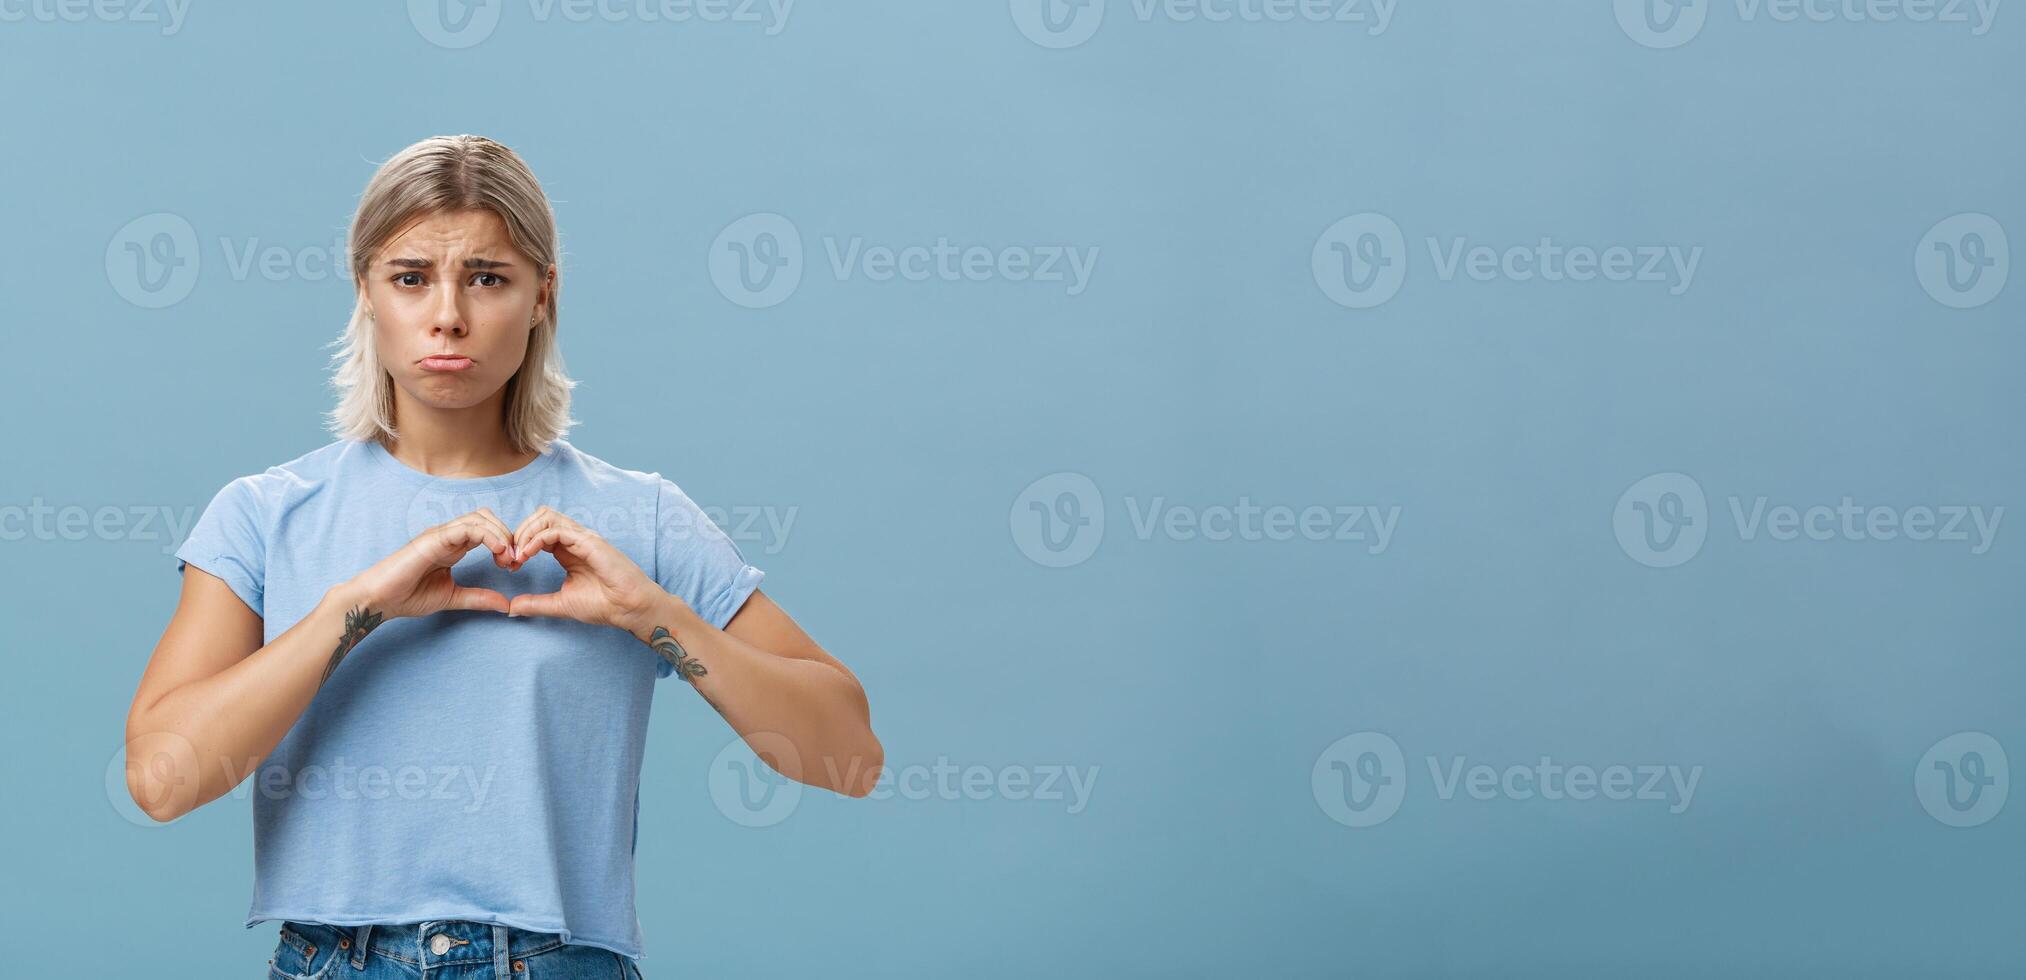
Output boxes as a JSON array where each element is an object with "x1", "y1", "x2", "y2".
[
  {"x1": 649, "y1": 626, "x2": 707, "y2": 680},
  {"x1": 321, "y1": 605, "x2": 383, "y2": 687},
  {"x1": 647, "y1": 625, "x2": 725, "y2": 714}
]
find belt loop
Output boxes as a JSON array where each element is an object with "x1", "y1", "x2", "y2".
[
  {"x1": 350, "y1": 924, "x2": 373, "y2": 970},
  {"x1": 493, "y1": 923, "x2": 511, "y2": 976}
]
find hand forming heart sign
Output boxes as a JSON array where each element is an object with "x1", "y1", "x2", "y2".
[{"x1": 347, "y1": 506, "x2": 666, "y2": 631}]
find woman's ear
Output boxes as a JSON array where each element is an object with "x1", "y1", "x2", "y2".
[{"x1": 537, "y1": 264, "x2": 557, "y2": 318}]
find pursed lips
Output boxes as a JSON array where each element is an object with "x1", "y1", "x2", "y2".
[{"x1": 418, "y1": 353, "x2": 474, "y2": 372}]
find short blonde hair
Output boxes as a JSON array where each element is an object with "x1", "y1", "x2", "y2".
[{"x1": 325, "y1": 134, "x2": 577, "y2": 454}]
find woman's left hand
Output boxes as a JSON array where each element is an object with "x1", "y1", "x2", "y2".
[{"x1": 506, "y1": 506, "x2": 670, "y2": 631}]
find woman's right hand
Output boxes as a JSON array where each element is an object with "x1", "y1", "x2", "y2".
[{"x1": 344, "y1": 509, "x2": 521, "y2": 620}]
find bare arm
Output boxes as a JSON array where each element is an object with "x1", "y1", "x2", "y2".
[
  {"x1": 123, "y1": 571, "x2": 381, "y2": 822},
  {"x1": 622, "y1": 589, "x2": 884, "y2": 797},
  {"x1": 506, "y1": 507, "x2": 884, "y2": 798},
  {"x1": 125, "y1": 510, "x2": 519, "y2": 822}
]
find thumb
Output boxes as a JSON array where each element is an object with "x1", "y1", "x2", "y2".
[
  {"x1": 508, "y1": 591, "x2": 569, "y2": 619},
  {"x1": 447, "y1": 586, "x2": 510, "y2": 615}
]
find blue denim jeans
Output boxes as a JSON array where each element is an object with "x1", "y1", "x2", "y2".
[{"x1": 266, "y1": 919, "x2": 643, "y2": 979}]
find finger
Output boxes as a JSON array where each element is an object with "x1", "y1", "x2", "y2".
[
  {"x1": 449, "y1": 586, "x2": 511, "y2": 615},
  {"x1": 512, "y1": 507, "x2": 560, "y2": 562},
  {"x1": 518, "y1": 524, "x2": 592, "y2": 566},
  {"x1": 516, "y1": 509, "x2": 593, "y2": 563},
  {"x1": 511, "y1": 505, "x2": 553, "y2": 542},
  {"x1": 471, "y1": 508, "x2": 518, "y2": 567},
  {"x1": 431, "y1": 516, "x2": 511, "y2": 567},
  {"x1": 507, "y1": 590, "x2": 571, "y2": 620},
  {"x1": 518, "y1": 522, "x2": 575, "y2": 566}
]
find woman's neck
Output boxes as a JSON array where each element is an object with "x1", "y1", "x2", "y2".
[{"x1": 381, "y1": 390, "x2": 537, "y2": 479}]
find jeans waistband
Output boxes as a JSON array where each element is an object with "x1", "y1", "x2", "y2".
[{"x1": 282, "y1": 918, "x2": 573, "y2": 972}]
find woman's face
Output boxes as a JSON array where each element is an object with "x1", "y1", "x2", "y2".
[{"x1": 359, "y1": 209, "x2": 551, "y2": 414}]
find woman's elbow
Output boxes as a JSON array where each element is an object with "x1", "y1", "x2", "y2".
[
  {"x1": 810, "y1": 733, "x2": 882, "y2": 798},
  {"x1": 121, "y1": 724, "x2": 200, "y2": 823},
  {"x1": 837, "y1": 735, "x2": 883, "y2": 798}
]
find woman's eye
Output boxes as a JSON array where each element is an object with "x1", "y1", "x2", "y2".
[
  {"x1": 473, "y1": 273, "x2": 505, "y2": 288},
  {"x1": 394, "y1": 273, "x2": 423, "y2": 287}
]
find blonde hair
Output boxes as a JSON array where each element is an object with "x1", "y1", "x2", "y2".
[{"x1": 325, "y1": 134, "x2": 577, "y2": 454}]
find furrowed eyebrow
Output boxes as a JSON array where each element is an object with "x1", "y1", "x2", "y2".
[{"x1": 383, "y1": 257, "x2": 517, "y2": 271}]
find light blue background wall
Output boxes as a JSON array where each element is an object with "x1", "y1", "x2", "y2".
[{"x1": 1, "y1": 2, "x2": 2020, "y2": 976}]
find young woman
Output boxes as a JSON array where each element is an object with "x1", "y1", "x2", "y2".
[{"x1": 124, "y1": 134, "x2": 881, "y2": 978}]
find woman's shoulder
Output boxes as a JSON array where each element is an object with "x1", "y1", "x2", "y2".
[
  {"x1": 549, "y1": 438, "x2": 683, "y2": 495},
  {"x1": 225, "y1": 439, "x2": 357, "y2": 491},
  {"x1": 189, "y1": 440, "x2": 357, "y2": 527}
]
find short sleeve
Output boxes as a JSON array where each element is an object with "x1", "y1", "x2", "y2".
[
  {"x1": 174, "y1": 475, "x2": 268, "y2": 618},
  {"x1": 652, "y1": 476, "x2": 765, "y2": 678}
]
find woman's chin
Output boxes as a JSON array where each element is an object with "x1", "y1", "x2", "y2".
[{"x1": 401, "y1": 378, "x2": 501, "y2": 410}]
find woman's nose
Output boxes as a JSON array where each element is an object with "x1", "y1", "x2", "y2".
[{"x1": 428, "y1": 292, "x2": 467, "y2": 336}]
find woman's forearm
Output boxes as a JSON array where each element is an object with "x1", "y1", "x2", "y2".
[
  {"x1": 624, "y1": 593, "x2": 882, "y2": 797},
  {"x1": 125, "y1": 582, "x2": 381, "y2": 821}
]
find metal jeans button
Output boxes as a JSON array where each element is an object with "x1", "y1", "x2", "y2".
[{"x1": 430, "y1": 933, "x2": 452, "y2": 955}]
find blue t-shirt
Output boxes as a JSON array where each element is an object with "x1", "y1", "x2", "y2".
[{"x1": 171, "y1": 437, "x2": 764, "y2": 961}]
